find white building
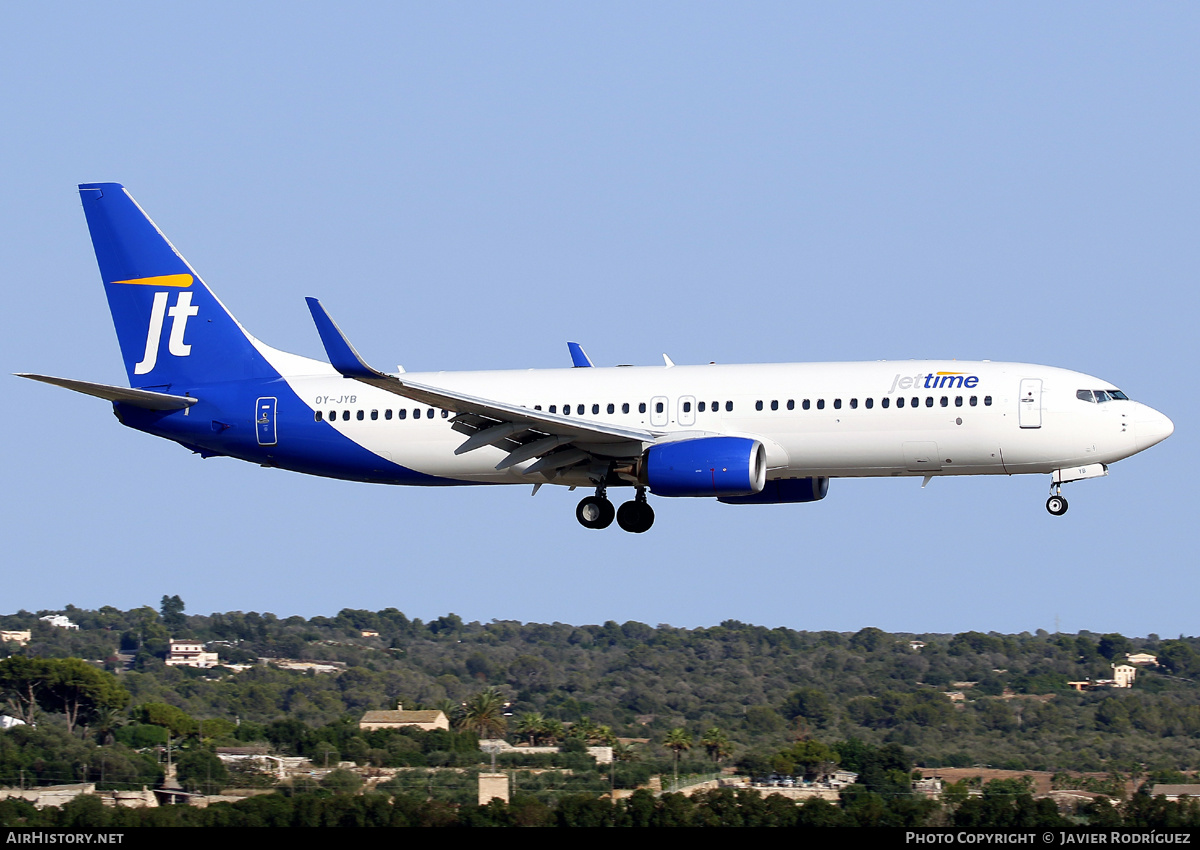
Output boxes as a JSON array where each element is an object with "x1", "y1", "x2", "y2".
[
  {"x1": 165, "y1": 639, "x2": 220, "y2": 669},
  {"x1": 39, "y1": 615, "x2": 78, "y2": 630}
]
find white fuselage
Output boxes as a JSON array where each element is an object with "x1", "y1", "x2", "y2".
[{"x1": 274, "y1": 356, "x2": 1171, "y2": 488}]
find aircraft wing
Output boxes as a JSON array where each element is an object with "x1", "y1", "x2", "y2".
[{"x1": 305, "y1": 299, "x2": 662, "y2": 471}]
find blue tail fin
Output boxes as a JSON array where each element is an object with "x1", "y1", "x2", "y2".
[{"x1": 78, "y1": 183, "x2": 276, "y2": 390}]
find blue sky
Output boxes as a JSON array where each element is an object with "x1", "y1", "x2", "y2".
[{"x1": 2, "y1": 4, "x2": 1195, "y2": 637}]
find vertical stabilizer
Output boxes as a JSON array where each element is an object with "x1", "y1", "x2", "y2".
[{"x1": 78, "y1": 183, "x2": 276, "y2": 389}]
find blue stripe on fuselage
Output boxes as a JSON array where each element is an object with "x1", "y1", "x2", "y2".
[{"x1": 114, "y1": 376, "x2": 463, "y2": 486}]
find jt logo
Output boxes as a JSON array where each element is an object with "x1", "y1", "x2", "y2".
[{"x1": 135, "y1": 291, "x2": 198, "y2": 374}]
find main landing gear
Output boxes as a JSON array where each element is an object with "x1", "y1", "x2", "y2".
[
  {"x1": 1046, "y1": 483, "x2": 1068, "y2": 516},
  {"x1": 576, "y1": 487, "x2": 655, "y2": 533}
]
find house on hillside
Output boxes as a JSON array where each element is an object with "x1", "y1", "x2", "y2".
[
  {"x1": 359, "y1": 703, "x2": 450, "y2": 731},
  {"x1": 165, "y1": 639, "x2": 220, "y2": 669}
]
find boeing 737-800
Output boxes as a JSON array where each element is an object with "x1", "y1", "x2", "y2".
[{"x1": 19, "y1": 184, "x2": 1174, "y2": 532}]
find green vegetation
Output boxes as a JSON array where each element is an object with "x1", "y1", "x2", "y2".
[{"x1": 2, "y1": 602, "x2": 1199, "y2": 827}]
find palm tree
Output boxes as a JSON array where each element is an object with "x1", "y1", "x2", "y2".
[
  {"x1": 456, "y1": 687, "x2": 508, "y2": 739},
  {"x1": 515, "y1": 711, "x2": 545, "y2": 745},
  {"x1": 700, "y1": 727, "x2": 731, "y2": 767},
  {"x1": 664, "y1": 727, "x2": 692, "y2": 788},
  {"x1": 541, "y1": 718, "x2": 564, "y2": 746}
]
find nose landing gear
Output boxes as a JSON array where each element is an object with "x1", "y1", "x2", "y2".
[{"x1": 1046, "y1": 483, "x2": 1068, "y2": 516}]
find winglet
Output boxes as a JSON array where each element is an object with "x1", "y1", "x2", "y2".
[
  {"x1": 567, "y1": 342, "x2": 593, "y2": 368},
  {"x1": 305, "y1": 298, "x2": 387, "y2": 380}
]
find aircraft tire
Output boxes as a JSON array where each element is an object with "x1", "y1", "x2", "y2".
[
  {"x1": 577, "y1": 496, "x2": 614, "y2": 529},
  {"x1": 1046, "y1": 495, "x2": 1068, "y2": 516},
  {"x1": 617, "y1": 500, "x2": 655, "y2": 533}
]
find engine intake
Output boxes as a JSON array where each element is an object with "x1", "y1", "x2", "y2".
[{"x1": 644, "y1": 437, "x2": 766, "y2": 498}]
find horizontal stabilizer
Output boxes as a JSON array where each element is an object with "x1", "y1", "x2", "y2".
[{"x1": 17, "y1": 374, "x2": 197, "y2": 410}]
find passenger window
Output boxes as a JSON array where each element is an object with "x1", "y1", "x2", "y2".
[
  {"x1": 328, "y1": 410, "x2": 335, "y2": 420},
  {"x1": 577, "y1": 404, "x2": 585, "y2": 415},
  {"x1": 639, "y1": 402, "x2": 647, "y2": 413},
  {"x1": 622, "y1": 403, "x2": 630, "y2": 414},
  {"x1": 817, "y1": 399, "x2": 825, "y2": 410},
  {"x1": 371, "y1": 410, "x2": 379, "y2": 420},
  {"x1": 939, "y1": 397, "x2": 947, "y2": 408},
  {"x1": 969, "y1": 396, "x2": 977, "y2": 407},
  {"x1": 549, "y1": 405, "x2": 557, "y2": 414},
  {"x1": 865, "y1": 398, "x2": 874, "y2": 409},
  {"x1": 412, "y1": 409, "x2": 420, "y2": 419},
  {"x1": 787, "y1": 399, "x2": 794, "y2": 410},
  {"x1": 698, "y1": 401, "x2": 706, "y2": 412},
  {"x1": 897, "y1": 397, "x2": 905, "y2": 408},
  {"x1": 592, "y1": 404, "x2": 599, "y2": 415},
  {"x1": 398, "y1": 409, "x2": 407, "y2": 420},
  {"x1": 385, "y1": 409, "x2": 393, "y2": 420},
  {"x1": 984, "y1": 396, "x2": 993, "y2": 406},
  {"x1": 314, "y1": 411, "x2": 323, "y2": 422},
  {"x1": 427, "y1": 409, "x2": 435, "y2": 419},
  {"x1": 655, "y1": 401, "x2": 664, "y2": 414},
  {"x1": 607, "y1": 403, "x2": 615, "y2": 414},
  {"x1": 683, "y1": 401, "x2": 692, "y2": 413},
  {"x1": 925, "y1": 397, "x2": 933, "y2": 408},
  {"x1": 342, "y1": 410, "x2": 351, "y2": 421},
  {"x1": 534, "y1": 405, "x2": 542, "y2": 411},
  {"x1": 441, "y1": 410, "x2": 449, "y2": 418},
  {"x1": 725, "y1": 401, "x2": 733, "y2": 412},
  {"x1": 850, "y1": 398, "x2": 858, "y2": 409},
  {"x1": 881, "y1": 397, "x2": 889, "y2": 408},
  {"x1": 954, "y1": 396, "x2": 962, "y2": 407},
  {"x1": 711, "y1": 400, "x2": 718, "y2": 411},
  {"x1": 771, "y1": 400, "x2": 779, "y2": 411},
  {"x1": 833, "y1": 399, "x2": 842, "y2": 410},
  {"x1": 911, "y1": 397, "x2": 919, "y2": 408},
  {"x1": 756, "y1": 400, "x2": 764, "y2": 411},
  {"x1": 802, "y1": 399, "x2": 810, "y2": 410}
]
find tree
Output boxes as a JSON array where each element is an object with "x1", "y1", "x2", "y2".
[
  {"x1": 0, "y1": 658, "x2": 128, "y2": 733},
  {"x1": 135, "y1": 702, "x2": 196, "y2": 738},
  {"x1": 48, "y1": 660, "x2": 128, "y2": 733},
  {"x1": 176, "y1": 747, "x2": 228, "y2": 795},
  {"x1": 0, "y1": 657, "x2": 51, "y2": 725},
  {"x1": 700, "y1": 728, "x2": 731, "y2": 766},
  {"x1": 664, "y1": 728, "x2": 692, "y2": 787},
  {"x1": 160, "y1": 595, "x2": 186, "y2": 632},
  {"x1": 457, "y1": 687, "x2": 507, "y2": 738},
  {"x1": 515, "y1": 712, "x2": 546, "y2": 745}
]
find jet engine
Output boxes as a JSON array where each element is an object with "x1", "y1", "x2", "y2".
[
  {"x1": 718, "y1": 477, "x2": 830, "y2": 505},
  {"x1": 642, "y1": 436, "x2": 767, "y2": 497}
]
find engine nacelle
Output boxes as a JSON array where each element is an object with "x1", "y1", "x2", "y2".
[
  {"x1": 644, "y1": 437, "x2": 767, "y2": 498},
  {"x1": 718, "y1": 477, "x2": 829, "y2": 505}
]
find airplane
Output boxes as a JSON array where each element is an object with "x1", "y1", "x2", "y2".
[{"x1": 18, "y1": 183, "x2": 1174, "y2": 533}]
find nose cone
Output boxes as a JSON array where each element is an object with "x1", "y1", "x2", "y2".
[{"x1": 1134, "y1": 406, "x2": 1174, "y2": 452}]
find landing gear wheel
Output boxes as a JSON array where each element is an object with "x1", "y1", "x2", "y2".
[
  {"x1": 576, "y1": 496, "x2": 615, "y2": 529},
  {"x1": 1046, "y1": 495, "x2": 1068, "y2": 516},
  {"x1": 617, "y1": 499, "x2": 655, "y2": 533}
]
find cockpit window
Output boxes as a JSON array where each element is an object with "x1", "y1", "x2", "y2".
[{"x1": 1078, "y1": 388, "x2": 1131, "y2": 403}]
